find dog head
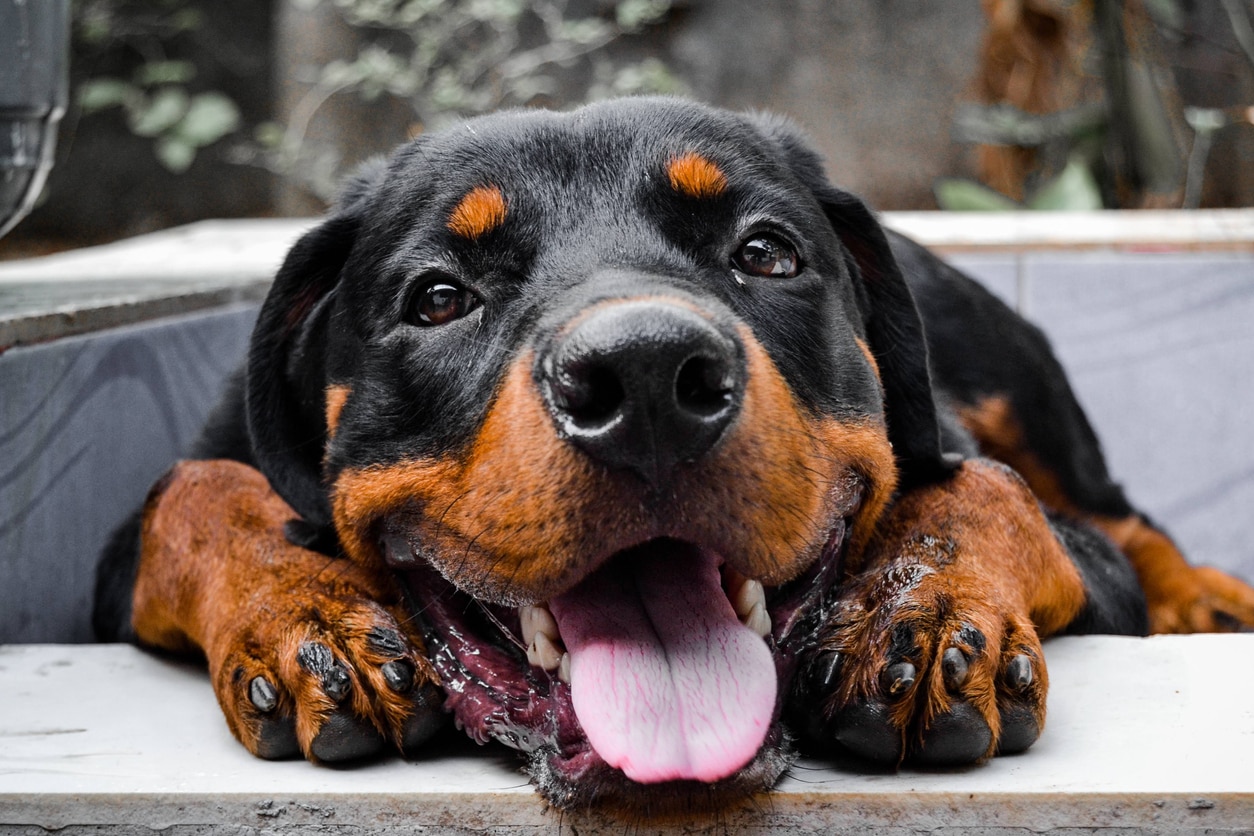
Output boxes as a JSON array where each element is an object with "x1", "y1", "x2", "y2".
[{"x1": 246, "y1": 98, "x2": 951, "y2": 810}]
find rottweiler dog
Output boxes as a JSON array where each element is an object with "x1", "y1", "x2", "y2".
[{"x1": 94, "y1": 98, "x2": 1254, "y2": 813}]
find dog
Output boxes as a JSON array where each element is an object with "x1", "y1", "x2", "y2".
[{"x1": 93, "y1": 98, "x2": 1254, "y2": 814}]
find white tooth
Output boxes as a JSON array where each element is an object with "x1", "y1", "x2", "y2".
[
  {"x1": 527, "y1": 631, "x2": 564, "y2": 671},
  {"x1": 558, "y1": 652, "x2": 571, "y2": 684},
  {"x1": 743, "y1": 600, "x2": 772, "y2": 638},
  {"x1": 732, "y1": 578, "x2": 766, "y2": 619},
  {"x1": 519, "y1": 604, "x2": 559, "y2": 648}
]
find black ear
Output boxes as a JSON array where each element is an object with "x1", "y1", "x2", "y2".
[
  {"x1": 753, "y1": 115, "x2": 958, "y2": 488},
  {"x1": 246, "y1": 163, "x2": 382, "y2": 528},
  {"x1": 818, "y1": 187, "x2": 959, "y2": 488}
]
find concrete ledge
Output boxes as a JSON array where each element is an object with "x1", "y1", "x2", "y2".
[
  {"x1": 0, "y1": 219, "x2": 309, "y2": 349},
  {"x1": 887, "y1": 209, "x2": 1254, "y2": 254},
  {"x1": 2, "y1": 211, "x2": 1251, "y2": 350},
  {"x1": 2, "y1": 636, "x2": 1252, "y2": 833}
]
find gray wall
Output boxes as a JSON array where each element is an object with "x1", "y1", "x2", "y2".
[{"x1": 0, "y1": 305, "x2": 257, "y2": 642}]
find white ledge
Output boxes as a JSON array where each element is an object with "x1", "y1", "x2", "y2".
[
  {"x1": 2, "y1": 636, "x2": 1252, "y2": 833},
  {"x1": 885, "y1": 209, "x2": 1254, "y2": 254}
]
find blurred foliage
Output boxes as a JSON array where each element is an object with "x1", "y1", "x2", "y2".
[
  {"x1": 73, "y1": 0, "x2": 242, "y2": 173},
  {"x1": 71, "y1": 0, "x2": 680, "y2": 193},
  {"x1": 253, "y1": 0, "x2": 682, "y2": 200}
]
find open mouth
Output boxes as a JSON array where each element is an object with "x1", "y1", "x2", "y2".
[{"x1": 386, "y1": 517, "x2": 853, "y2": 809}]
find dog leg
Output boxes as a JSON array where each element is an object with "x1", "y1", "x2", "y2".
[
  {"x1": 1086, "y1": 514, "x2": 1254, "y2": 633},
  {"x1": 129, "y1": 459, "x2": 443, "y2": 762},
  {"x1": 792, "y1": 459, "x2": 1092, "y2": 764}
]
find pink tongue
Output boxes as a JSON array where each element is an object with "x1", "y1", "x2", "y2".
[{"x1": 549, "y1": 543, "x2": 776, "y2": 784}]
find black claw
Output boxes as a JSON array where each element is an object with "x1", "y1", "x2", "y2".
[
  {"x1": 324, "y1": 664, "x2": 352, "y2": 702},
  {"x1": 941, "y1": 647, "x2": 969, "y2": 691},
  {"x1": 814, "y1": 651, "x2": 843, "y2": 691},
  {"x1": 297, "y1": 641, "x2": 352, "y2": 701},
  {"x1": 310, "y1": 710, "x2": 385, "y2": 763},
  {"x1": 880, "y1": 661, "x2": 916, "y2": 697},
  {"x1": 382, "y1": 659, "x2": 415, "y2": 694},
  {"x1": 911, "y1": 702, "x2": 992, "y2": 766},
  {"x1": 1007, "y1": 654, "x2": 1033, "y2": 690},
  {"x1": 249, "y1": 676, "x2": 279, "y2": 713}
]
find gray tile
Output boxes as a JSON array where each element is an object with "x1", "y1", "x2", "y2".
[
  {"x1": 1023, "y1": 253, "x2": 1254, "y2": 578},
  {"x1": 0, "y1": 304, "x2": 258, "y2": 643}
]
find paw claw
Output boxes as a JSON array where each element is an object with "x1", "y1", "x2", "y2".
[
  {"x1": 880, "y1": 661, "x2": 916, "y2": 697},
  {"x1": 815, "y1": 651, "x2": 843, "y2": 691},
  {"x1": 249, "y1": 676, "x2": 279, "y2": 713},
  {"x1": 941, "y1": 647, "x2": 969, "y2": 691},
  {"x1": 297, "y1": 641, "x2": 352, "y2": 701},
  {"x1": 382, "y1": 659, "x2": 416, "y2": 693},
  {"x1": 1006, "y1": 654, "x2": 1033, "y2": 690}
]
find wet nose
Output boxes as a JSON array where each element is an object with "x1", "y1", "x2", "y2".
[{"x1": 537, "y1": 300, "x2": 745, "y2": 484}]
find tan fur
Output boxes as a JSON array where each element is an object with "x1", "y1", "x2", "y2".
[
  {"x1": 131, "y1": 460, "x2": 435, "y2": 758},
  {"x1": 447, "y1": 185, "x2": 508, "y2": 239}
]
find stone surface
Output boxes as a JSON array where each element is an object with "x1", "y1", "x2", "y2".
[{"x1": 1, "y1": 637, "x2": 1252, "y2": 833}]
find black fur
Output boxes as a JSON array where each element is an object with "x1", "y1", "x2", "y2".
[{"x1": 94, "y1": 98, "x2": 1150, "y2": 731}]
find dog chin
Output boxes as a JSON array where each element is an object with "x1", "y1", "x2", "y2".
[{"x1": 385, "y1": 519, "x2": 852, "y2": 811}]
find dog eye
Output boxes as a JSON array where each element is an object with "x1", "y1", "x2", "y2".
[
  {"x1": 407, "y1": 280, "x2": 481, "y2": 327},
  {"x1": 732, "y1": 234, "x2": 800, "y2": 278}
]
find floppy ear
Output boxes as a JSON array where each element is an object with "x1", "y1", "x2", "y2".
[
  {"x1": 246, "y1": 164, "x2": 382, "y2": 529},
  {"x1": 755, "y1": 116, "x2": 958, "y2": 488}
]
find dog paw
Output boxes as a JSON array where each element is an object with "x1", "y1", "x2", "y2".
[
  {"x1": 1149, "y1": 565, "x2": 1254, "y2": 634},
  {"x1": 205, "y1": 569, "x2": 443, "y2": 763},
  {"x1": 793, "y1": 546, "x2": 1047, "y2": 765}
]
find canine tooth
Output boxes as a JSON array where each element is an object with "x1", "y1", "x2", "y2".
[
  {"x1": 731, "y1": 578, "x2": 766, "y2": 620},
  {"x1": 743, "y1": 601, "x2": 772, "y2": 638},
  {"x1": 519, "y1": 604, "x2": 559, "y2": 647},
  {"x1": 558, "y1": 652, "x2": 571, "y2": 684},
  {"x1": 527, "y1": 631, "x2": 564, "y2": 671}
]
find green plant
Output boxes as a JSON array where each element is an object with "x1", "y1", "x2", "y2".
[
  {"x1": 73, "y1": 0, "x2": 243, "y2": 173},
  {"x1": 260, "y1": 0, "x2": 682, "y2": 199}
]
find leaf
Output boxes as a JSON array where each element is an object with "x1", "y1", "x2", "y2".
[
  {"x1": 1027, "y1": 157, "x2": 1103, "y2": 210},
  {"x1": 933, "y1": 178, "x2": 1020, "y2": 212},
  {"x1": 175, "y1": 92, "x2": 242, "y2": 147},
  {"x1": 78, "y1": 78, "x2": 135, "y2": 113},
  {"x1": 155, "y1": 136, "x2": 197, "y2": 173},
  {"x1": 134, "y1": 60, "x2": 197, "y2": 87},
  {"x1": 129, "y1": 88, "x2": 190, "y2": 137}
]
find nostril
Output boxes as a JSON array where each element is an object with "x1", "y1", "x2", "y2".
[
  {"x1": 675, "y1": 355, "x2": 735, "y2": 418},
  {"x1": 552, "y1": 363, "x2": 625, "y2": 429}
]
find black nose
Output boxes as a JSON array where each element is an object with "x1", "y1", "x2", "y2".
[{"x1": 537, "y1": 300, "x2": 745, "y2": 484}]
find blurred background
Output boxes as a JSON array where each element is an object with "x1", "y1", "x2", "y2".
[{"x1": 2, "y1": 0, "x2": 1254, "y2": 254}]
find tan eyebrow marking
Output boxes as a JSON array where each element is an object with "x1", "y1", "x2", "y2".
[
  {"x1": 667, "y1": 152, "x2": 728, "y2": 199},
  {"x1": 447, "y1": 185, "x2": 508, "y2": 238}
]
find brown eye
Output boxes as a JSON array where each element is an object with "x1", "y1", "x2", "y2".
[
  {"x1": 409, "y1": 281, "x2": 480, "y2": 326},
  {"x1": 732, "y1": 234, "x2": 800, "y2": 278}
]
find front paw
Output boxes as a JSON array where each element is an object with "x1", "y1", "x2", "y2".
[
  {"x1": 207, "y1": 576, "x2": 444, "y2": 762},
  {"x1": 794, "y1": 556, "x2": 1046, "y2": 765}
]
